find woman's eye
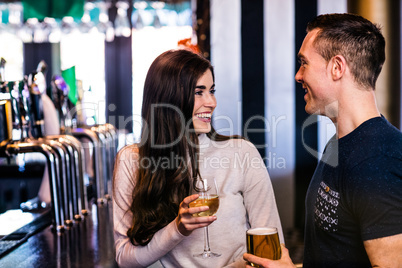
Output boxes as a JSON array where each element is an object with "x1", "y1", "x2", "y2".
[
  {"x1": 210, "y1": 89, "x2": 216, "y2": 94},
  {"x1": 195, "y1": 90, "x2": 202, "y2": 96}
]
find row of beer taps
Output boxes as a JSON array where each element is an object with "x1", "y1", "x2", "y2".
[{"x1": 0, "y1": 59, "x2": 118, "y2": 233}]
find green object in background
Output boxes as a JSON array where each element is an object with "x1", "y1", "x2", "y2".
[
  {"x1": 62, "y1": 66, "x2": 77, "y2": 105},
  {"x1": 22, "y1": 0, "x2": 84, "y2": 21}
]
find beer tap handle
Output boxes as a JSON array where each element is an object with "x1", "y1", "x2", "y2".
[
  {"x1": 9, "y1": 81, "x2": 23, "y2": 140},
  {"x1": 19, "y1": 79, "x2": 33, "y2": 140},
  {"x1": 36, "y1": 60, "x2": 47, "y2": 74},
  {"x1": 27, "y1": 71, "x2": 45, "y2": 138},
  {"x1": 0, "y1": 57, "x2": 6, "y2": 83},
  {"x1": 51, "y1": 75, "x2": 71, "y2": 132}
]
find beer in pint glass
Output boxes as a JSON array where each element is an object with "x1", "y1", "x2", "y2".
[{"x1": 246, "y1": 227, "x2": 281, "y2": 266}]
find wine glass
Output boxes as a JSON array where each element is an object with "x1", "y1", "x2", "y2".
[{"x1": 190, "y1": 177, "x2": 221, "y2": 258}]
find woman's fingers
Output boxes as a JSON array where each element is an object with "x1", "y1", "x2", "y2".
[
  {"x1": 181, "y1": 194, "x2": 199, "y2": 207},
  {"x1": 176, "y1": 194, "x2": 217, "y2": 236},
  {"x1": 180, "y1": 194, "x2": 212, "y2": 218}
]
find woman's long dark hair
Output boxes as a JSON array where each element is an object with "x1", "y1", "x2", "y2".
[{"x1": 126, "y1": 49, "x2": 240, "y2": 246}]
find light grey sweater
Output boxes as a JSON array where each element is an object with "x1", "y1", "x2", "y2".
[{"x1": 113, "y1": 134, "x2": 283, "y2": 268}]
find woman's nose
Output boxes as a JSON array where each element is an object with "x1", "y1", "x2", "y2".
[{"x1": 204, "y1": 94, "x2": 216, "y2": 108}]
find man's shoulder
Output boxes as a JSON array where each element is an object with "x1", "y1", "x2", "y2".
[
  {"x1": 340, "y1": 118, "x2": 402, "y2": 175},
  {"x1": 375, "y1": 121, "x2": 402, "y2": 158},
  {"x1": 355, "y1": 117, "x2": 401, "y2": 157}
]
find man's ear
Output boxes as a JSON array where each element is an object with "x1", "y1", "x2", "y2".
[{"x1": 331, "y1": 55, "x2": 347, "y2": 81}]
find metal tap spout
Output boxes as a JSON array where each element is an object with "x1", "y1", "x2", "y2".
[
  {"x1": 68, "y1": 128, "x2": 105, "y2": 204},
  {"x1": 5, "y1": 141, "x2": 65, "y2": 233},
  {"x1": 47, "y1": 135, "x2": 89, "y2": 219}
]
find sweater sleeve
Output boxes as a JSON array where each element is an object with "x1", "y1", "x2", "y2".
[
  {"x1": 241, "y1": 141, "x2": 284, "y2": 243},
  {"x1": 112, "y1": 145, "x2": 186, "y2": 268}
]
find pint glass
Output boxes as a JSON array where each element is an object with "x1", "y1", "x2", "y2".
[{"x1": 246, "y1": 227, "x2": 281, "y2": 266}]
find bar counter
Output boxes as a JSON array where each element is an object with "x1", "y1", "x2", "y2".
[{"x1": 0, "y1": 202, "x2": 117, "y2": 268}]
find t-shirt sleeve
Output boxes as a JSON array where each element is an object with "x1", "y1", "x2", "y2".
[
  {"x1": 346, "y1": 155, "x2": 402, "y2": 241},
  {"x1": 112, "y1": 145, "x2": 186, "y2": 268}
]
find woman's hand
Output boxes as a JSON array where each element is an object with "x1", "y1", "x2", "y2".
[
  {"x1": 243, "y1": 244, "x2": 296, "y2": 268},
  {"x1": 175, "y1": 194, "x2": 217, "y2": 236}
]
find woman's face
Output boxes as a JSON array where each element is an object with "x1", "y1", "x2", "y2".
[{"x1": 192, "y1": 69, "x2": 217, "y2": 134}]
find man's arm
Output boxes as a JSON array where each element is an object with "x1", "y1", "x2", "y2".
[{"x1": 364, "y1": 233, "x2": 402, "y2": 267}]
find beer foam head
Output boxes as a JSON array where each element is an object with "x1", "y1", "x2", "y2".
[{"x1": 247, "y1": 227, "x2": 277, "y2": 235}]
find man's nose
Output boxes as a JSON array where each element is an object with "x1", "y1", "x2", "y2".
[{"x1": 295, "y1": 68, "x2": 303, "y2": 84}]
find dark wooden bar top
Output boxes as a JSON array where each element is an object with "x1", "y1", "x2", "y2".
[{"x1": 0, "y1": 202, "x2": 117, "y2": 268}]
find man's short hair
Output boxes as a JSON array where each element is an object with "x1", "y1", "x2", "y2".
[{"x1": 307, "y1": 13, "x2": 385, "y2": 90}]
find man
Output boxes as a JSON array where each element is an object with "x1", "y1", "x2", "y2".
[{"x1": 244, "y1": 13, "x2": 402, "y2": 267}]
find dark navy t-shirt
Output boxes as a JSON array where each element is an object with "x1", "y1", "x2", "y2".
[{"x1": 303, "y1": 116, "x2": 402, "y2": 267}]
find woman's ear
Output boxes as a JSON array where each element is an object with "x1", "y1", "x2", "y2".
[{"x1": 331, "y1": 55, "x2": 347, "y2": 81}]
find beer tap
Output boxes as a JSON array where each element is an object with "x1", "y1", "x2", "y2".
[
  {"x1": 8, "y1": 75, "x2": 73, "y2": 230},
  {"x1": 49, "y1": 71, "x2": 118, "y2": 206},
  {"x1": 51, "y1": 74, "x2": 108, "y2": 204},
  {"x1": 87, "y1": 123, "x2": 119, "y2": 201},
  {"x1": 0, "y1": 89, "x2": 12, "y2": 154},
  {"x1": 5, "y1": 141, "x2": 65, "y2": 232},
  {"x1": 51, "y1": 75, "x2": 72, "y2": 133},
  {"x1": 90, "y1": 125, "x2": 109, "y2": 199},
  {"x1": 46, "y1": 134, "x2": 89, "y2": 219},
  {"x1": 91, "y1": 124, "x2": 117, "y2": 199},
  {"x1": 27, "y1": 70, "x2": 46, "y2": 139},
  {"x1": 3, "y1": 80, "x2": 67, "y2": 230},
  {"x1": 50, "y1": 75, "x2": 90, "y2": 215},
  {"x1": 0, "y1": 57, "x2": 6, "y2": 83},
  {"x1": 103, "y1": 123, "x2": 118, "y2": 196},
  {"x1": 70, "y1": 128, "x2": 105, "y2": 204},
  {"x1": 1, "y1": 62, "x2": 94, "y2": 232},
  {"x1": 45, "y1": 138, "x2": 73, "y2": 227},
  {"x1": 19, "y1": 79, "x2": 33, "y2": 140},
  {"x1": 9, "y1": 81, "x2": 23, "y2": 141},
  {"x1": 0, "y1": 58, "x2": 12, "y2": 153},
  {"x1": 60, "y1": 135, "x2": 89, "y2": 217}
]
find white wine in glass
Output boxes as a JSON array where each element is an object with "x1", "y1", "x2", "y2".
[{"x1": 189, "y1": 177, "x2": 221, "y2": 258}]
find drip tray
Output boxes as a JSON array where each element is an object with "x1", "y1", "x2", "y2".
[{"x1": 0, "y1": 208, "x2": 51, "y2": 258}]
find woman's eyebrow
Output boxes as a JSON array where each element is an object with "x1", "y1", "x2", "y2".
[{"x1": 195, "y1": 84, "x2": 215, "y2": 89}]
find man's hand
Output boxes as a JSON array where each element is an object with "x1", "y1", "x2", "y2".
[{"x1": 243, "y1": 244, "x2": 296, "y2": 268}]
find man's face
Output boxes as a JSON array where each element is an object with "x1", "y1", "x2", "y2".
[{"x1": 295, "y1": 29, "x2": 336, "y2": 116}]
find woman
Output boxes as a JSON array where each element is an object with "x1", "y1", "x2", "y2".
[{"x1": 113, "y1": 49, "x2": 283, "y2": 268}]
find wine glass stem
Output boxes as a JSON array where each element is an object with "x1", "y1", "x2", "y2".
[{"x1": 203, "y1": 226, "x2": 211, "y2": 252}]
